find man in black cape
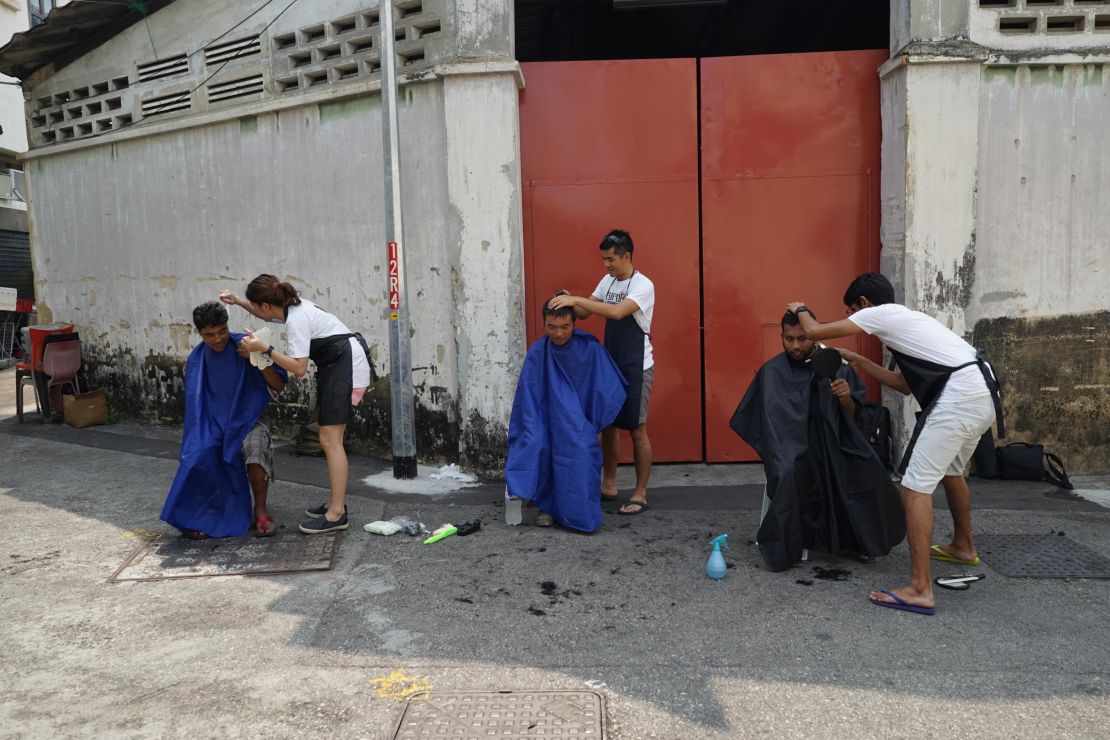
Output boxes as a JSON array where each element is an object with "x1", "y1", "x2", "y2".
[{"x1": 730, "y1": 311, "x2": 905, "y2": 572}]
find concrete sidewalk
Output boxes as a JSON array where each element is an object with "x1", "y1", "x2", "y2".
[{"x1": 2, "y1": 368, "x2": 1109, "y2": 738}]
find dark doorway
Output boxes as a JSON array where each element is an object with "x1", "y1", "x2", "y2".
[{"x1": 515, "y1": 0, "x2": 889, "y2": 62}]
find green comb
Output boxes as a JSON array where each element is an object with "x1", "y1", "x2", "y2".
[{"x1": 423, "y1": 524, "x2": 458, "y2": 545}]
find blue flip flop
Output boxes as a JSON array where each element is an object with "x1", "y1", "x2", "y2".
[{"x1": 869, "y1": 590, "x2": 936, "y2": 616}]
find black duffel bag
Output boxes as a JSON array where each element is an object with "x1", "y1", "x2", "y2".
[{"x1": 996, "y1": 442, "x2": 1073, "y2": 489}]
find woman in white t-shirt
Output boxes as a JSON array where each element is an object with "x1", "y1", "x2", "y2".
[{"x1": 221, "y1": 275, "x2": 374, "y2": 534}]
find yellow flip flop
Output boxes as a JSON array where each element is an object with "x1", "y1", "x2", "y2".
[{"x1": 929, "y1": 544, "x2": 980, "y2": 566}]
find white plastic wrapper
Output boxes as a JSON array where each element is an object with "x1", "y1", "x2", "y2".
[{"x1": 247, "y1": 326, "x2": 274, "y2": 370}]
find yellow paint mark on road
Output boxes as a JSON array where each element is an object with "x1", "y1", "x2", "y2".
[
  {"x1": 123, "y1": 528, "x2": 165, "y2": 542},
  {"x1": 368, "y1": 670, "x2": 433, "y2": 701}
]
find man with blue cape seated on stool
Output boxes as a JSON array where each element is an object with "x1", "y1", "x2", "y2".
[
  {"x1": 161, "y1": 301, "x2": 287, "y2": 539},
  {"x1": 730, "y1": 310, "x2": 905, "y2": 572},
  {"x1": 505, "y1": 301, "x2": 627, "y2": 532}
]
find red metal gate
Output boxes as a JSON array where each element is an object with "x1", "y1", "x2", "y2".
[{"x1": 519, "y1": 51, "x2": 884, "y2": 463}]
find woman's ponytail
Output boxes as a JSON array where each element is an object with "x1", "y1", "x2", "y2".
[{"x1": 245, "y1": 274, "x2": 302, "y2": 307}]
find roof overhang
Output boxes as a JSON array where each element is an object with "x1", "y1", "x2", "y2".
[{"x1": 0, "y1": 0, "x2": 177, "y2": 80}]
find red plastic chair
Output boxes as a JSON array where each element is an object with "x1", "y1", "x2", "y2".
[
  {"x1": 15, "y1": 324, "x2": 74, "y2": 422},
  {"x1": 41, "y1": 339, "x2": 83, "y2": 423}
]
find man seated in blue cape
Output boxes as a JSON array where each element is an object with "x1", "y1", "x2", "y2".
[
  {"x1": 729, "y1": 311, "x2": 905, "y2": 571},
  {"x1": 505, "y1": 301, "x2": 627, "y2": 532},
  {"x1": 161, "y1": 301, "x2": 286, "y2": 539}
]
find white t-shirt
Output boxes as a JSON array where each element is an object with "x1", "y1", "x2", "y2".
[
  {"x1": 283, "y1": 300, "x2": 371, "y2": 388},
  {"x1": 847, "y1": 304, "x2": 988, "y2": 401},
  {"x1": 591, "y1": 270, "x2": 655, "y2": 371}
]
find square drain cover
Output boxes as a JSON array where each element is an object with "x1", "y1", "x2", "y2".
[
  {"x1": 109, "y1": 531, "x2": 341, "y2": 581},
  {"x1": 977, "y1": 533, "x2": 1110, "y2": 578},
  {"x1": 392, "y1": 690, "x2": 606, "y2": 739}
]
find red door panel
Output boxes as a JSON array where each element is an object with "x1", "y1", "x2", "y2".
[
  {"x1": 701, "y1": 50, "x2": 886, "y2": 462},
  {"x1": 520, "y1": 59, "x2": 702, "y2": 462}
]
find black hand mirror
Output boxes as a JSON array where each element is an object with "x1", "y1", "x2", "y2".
[{"x1": 808, "y1": 346, "x2": 843, "y2": 380}]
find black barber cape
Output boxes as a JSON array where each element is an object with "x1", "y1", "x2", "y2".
[{"x1": 729, "y1": 353, "x2": 906, "y2": 572}]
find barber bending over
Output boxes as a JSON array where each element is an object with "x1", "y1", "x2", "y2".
[{"x1": 786, "y1": 273, "x2": 1003, "y2": 616}]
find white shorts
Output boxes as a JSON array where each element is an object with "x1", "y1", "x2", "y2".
[{"x1": 901, "y1": 392, "x2": 995, "y2": 494}]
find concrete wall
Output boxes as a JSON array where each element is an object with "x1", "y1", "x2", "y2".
[
  {"x1": 881, "y1": 1, "x2": 1110, "y2": 473},
  {"x1": 890, "y1": 0, "x2": 969, "y2": 55},
  {"x1": 21, "y1": 0, "x2": 525, "y2": 471},
  {"x1": 442, "y1": 67, "x2": 525, "y2": 469}
]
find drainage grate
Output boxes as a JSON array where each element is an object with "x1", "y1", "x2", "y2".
[
  {"x1": 976, "y1": 534, "x2": 1110, "y2": 578},
  {"x1": 109, "y1": 530, "x2": 341, "y2": 581},
  {"x1": 392, "y1": 690, "x2": 606, "y2": 739}
]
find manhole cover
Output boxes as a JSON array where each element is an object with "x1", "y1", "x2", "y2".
[
  {"x1": 391, "y1": 690, "x2": 606, "y2": 739},
  {"x1": 109, "y1": 530, "x2": 341, "y2": 581},
  {"x1": 976, "y1": 534, "x2": 1110, "y2": 578}
]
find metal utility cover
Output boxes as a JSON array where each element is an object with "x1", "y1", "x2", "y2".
[
  {"x1": 976, "y1": 533, "x2": 1110, "y2": 578},
  {"x1": 391, "y1": 690, "x2": 606, "y2": 739},
  {"x1": 109, "y1": 531, "x2": 341, "y2": 582}
]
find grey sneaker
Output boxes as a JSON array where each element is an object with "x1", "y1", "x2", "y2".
[
  {"x1": 305, "y1": 503, "x2": 348, "y2": 518},
  {"x1": 299, "y1": 512, "x2": 349, "y2": 534}
]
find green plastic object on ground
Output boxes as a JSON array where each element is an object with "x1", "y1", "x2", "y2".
[{"x1": 423, "y1": 524, "x2": 458, "y2": 544}]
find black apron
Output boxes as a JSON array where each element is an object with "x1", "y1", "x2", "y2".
[
  {"x1": 602, "y1": 272, "x2": 647, "y2": 431},
  {"x1": 310, "y1": 332, "x2": 374, "y2": 426},
  {"x1": 891, "y1": 348, "x2": 1005, "y2": 475}
]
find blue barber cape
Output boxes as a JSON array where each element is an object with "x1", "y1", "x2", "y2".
[
  {"x1": 160, "y1": 333, "x2": 284, "y2": 537},
  {"x1": 505, "y1": 330, "x2": 627, "y2": 533}
]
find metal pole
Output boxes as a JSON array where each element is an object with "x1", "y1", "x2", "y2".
[{"x1": 380, "y1": 0, "x2": 417, "y2": 479}]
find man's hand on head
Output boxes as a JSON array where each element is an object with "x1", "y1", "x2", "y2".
[
  {"x1": 786, "y1": 301, "x2": 807, "y2": 315},
  {"x1": 219, "y1": 289, "x2": 239, "y2": 306},
  {"x1": 547, "y1": 294, "x2": 578, "y2": 311}
]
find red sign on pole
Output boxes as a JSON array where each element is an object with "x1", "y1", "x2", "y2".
[{"x1": 388, "y1": 241, "x2": 400, "y2": 311}]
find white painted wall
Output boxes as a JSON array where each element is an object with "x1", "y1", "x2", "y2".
[
  {"x1": 25, "y1": 69, "x2": 525, "y2": 465},
  {"x1": 880, "y1": 57, "x2": 983, "y2": 452},
  {"x1": 902, "y1": 60, "x2": 982, "y2": 331},
  {"x1": 17, "y1": 0, "x2": 525, "y2": 468},
  {"x1": 973, "y1": 63, "x2": 1109, "y2": 322},
  {"x1": 442, "y1": 67, "x2": 525, "y2": 462}
]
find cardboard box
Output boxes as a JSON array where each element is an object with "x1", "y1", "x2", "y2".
[{"x1": 64, "y1": 388, "x2": 109, "y2": 429}]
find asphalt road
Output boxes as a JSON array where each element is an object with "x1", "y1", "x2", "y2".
[{"x1": 1, "y1": 376, "x2": 1109, "y2": 738}]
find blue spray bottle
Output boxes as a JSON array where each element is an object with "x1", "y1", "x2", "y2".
[{"x1": 707, "y1": 534, "x2": 729, "y2": 580}]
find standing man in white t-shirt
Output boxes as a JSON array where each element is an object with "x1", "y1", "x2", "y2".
[
  {"x1": 548, "y1": 229, "x2": 656, "y2": 516},
  {"x1": 786, "y1": 273, "x2": 1003, "y2": 616}
]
